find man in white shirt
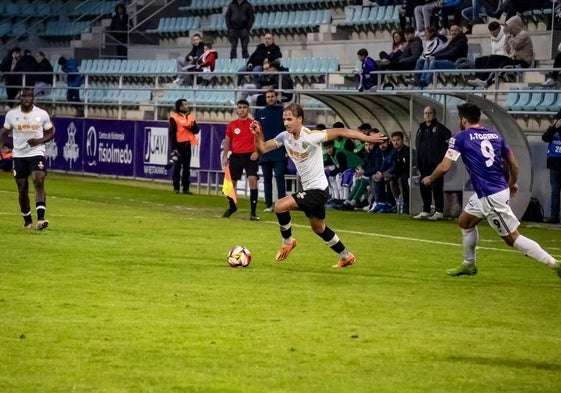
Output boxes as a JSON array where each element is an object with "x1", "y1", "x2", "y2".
[
  {"x1": 0, "y1": 88, "x2": 55, "y2": 230},
  {"x1": 251, "y1": 103, "x2": 386, "y2": 268}
]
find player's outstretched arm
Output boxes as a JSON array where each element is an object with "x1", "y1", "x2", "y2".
[
  {"x1": 251, "y1": 120, "x2": 278, "y2": 154},
  {"x1": 325, "y1": 128, "x2": 387, "y2": 144}
]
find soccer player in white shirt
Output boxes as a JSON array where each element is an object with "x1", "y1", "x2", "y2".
[
  {"x1": 1, "y1": 88, "x2": 55, "y2": 230},
  {"x1": 251, "y1": 103, "x2": 386, "y2": 268}
]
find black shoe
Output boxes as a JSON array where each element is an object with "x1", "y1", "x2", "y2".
[
  {"x1": 250, "y1": 215, "x2": 260, "y2": 221},
  {"x1": 222, "y1": 206, "x2": 237, "y2": 218},
  {"x1": 544, "y1": 218, "x2": 560, "y2": 224},
  {"x1": 183, "y1": 190, "x2": 192, "y2": 194}
]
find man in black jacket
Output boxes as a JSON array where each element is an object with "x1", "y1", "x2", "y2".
[
  {"x1": 174, "y1": 34, "x2": 205, "y2": 85},
  {"x1": 237, "y1": 32, "x2": 282, "y2": 86},
  {"x1": 33, "y1": 51, "x2": 53, "y2": 96},
  {"x1": 255, "y1": 60, "x2": 294, "y2": 106},
  {"x1": 225, "y1": 0, "x2": 255, "y2": 59},
  {"x1": 413, "y1": 24, "x2": 468, "y2": 87},
  {"x1": 413, "y1": 106, "x2": 451, "y2": 220},
  {"x1": 384, "y1": 26, "x2": 423, "y2": 71},
  {"x1": 542, "y1": 113, "x2": 561, "y2": 224}
]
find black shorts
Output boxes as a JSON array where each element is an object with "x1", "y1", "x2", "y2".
[
  {"x1": 13, "y1": 156, "x2": 47, "y2": 179},
  {"x1": 293, "y1": 188, "x2": 329, "y2": 219},
  {"x1": 229, "y1": 153, "x2": 259, "y2": 181}
]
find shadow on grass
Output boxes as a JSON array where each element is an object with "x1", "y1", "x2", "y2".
[{"x1": 447, "y1": 355, "x2": 561, "y2": 370}]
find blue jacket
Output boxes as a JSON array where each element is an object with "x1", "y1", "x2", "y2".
[
  {"x1": 255, "y1": 104, "x2": 286, "y2": 163},
  {"x1": 62, "y1": 58, "x2": 83, "y2": 87}
]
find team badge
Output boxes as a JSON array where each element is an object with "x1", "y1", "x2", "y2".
[
  {"x1": 37, "y1": 161, "x2": 44, "y2": 170},
  {"x1": 35, "y1": 116, "x2": 42, "y2": 122},
  {"x1": 234, "y1": 128, "x2": 241, "y2": 134}
]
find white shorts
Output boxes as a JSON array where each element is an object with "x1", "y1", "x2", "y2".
[{"x1": 464, "y1": 188, "x2": 520, "y2": 237}]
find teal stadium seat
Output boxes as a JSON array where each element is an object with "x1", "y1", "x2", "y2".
[
  {"x1": 536, "y1": 92, "x2": 558, "y2": 112},
  {"x1": 509, "y1": 90, "x2": 531, "y2": 111},
  {"x1": 522, "y1": 91, "x2": 544, "y2": 111}
]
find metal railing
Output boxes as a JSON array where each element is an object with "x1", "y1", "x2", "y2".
[{"x1": 1, "y1": 67, "x2": 560, "y2": 119}]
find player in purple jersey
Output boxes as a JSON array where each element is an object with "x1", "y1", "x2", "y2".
[{"x1": 421, "y1": 103, "x2": 561, "y2": 279}]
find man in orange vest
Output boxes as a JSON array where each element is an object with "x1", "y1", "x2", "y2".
[{"x1": 168, "y1": 99, "x2": 199, "y2": 194}]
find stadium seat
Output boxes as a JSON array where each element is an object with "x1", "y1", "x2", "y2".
[
  {"x1": 509, "y1": 91, "x2": 531, "y2": 111},
  {"x1": 536, "y1": 91, "x2": 558, "y2": 112},
  {"x1": 505, "y1": 89, "x2": 519, "y2": 111},
  {"x1": 522, "y1": 91, "x2": 544, "y2": 111}
]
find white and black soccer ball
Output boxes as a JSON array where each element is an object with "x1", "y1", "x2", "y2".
[{"x1": 227, "y1": 246, "x2": 251, "y2": 268}]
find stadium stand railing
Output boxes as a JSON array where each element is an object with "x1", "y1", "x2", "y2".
[{"x1": 2, "y1": 66, "x2": 560, "y2": 125}]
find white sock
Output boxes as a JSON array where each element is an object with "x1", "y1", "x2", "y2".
[
  {"x1": 513, "y1": 235, "x2": 558, "y2": 268},
  {"x1": 462, "y1": 227, "x2": 478, "y2": 265}
]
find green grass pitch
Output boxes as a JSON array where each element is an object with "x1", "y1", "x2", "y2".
[{"x1": 1, "y1": 173, "x2": 560, "y2": 392}]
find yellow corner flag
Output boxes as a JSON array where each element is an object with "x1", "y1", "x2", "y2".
[{"x1": 222, "y1": 165, "x2": 237, "y2": 204}]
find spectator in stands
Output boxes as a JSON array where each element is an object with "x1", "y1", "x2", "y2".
[
  {"x1": 33, "y1": 51, "x2": 53, "y2": 97},
  {"x1": 421, "y1": 26, "x2": 448, "y2": 60},
  {"x1": 462, "y1": 21, "x2": 506, "y2": 81},
  {"x1": 189, "y1": 42, "x2": 217, "y2": 86},
  {"x1": 168, "y1": 98, "x2": 199, "y2": 194},
  {"x1": 467, "y1": 15, "x2": 533, "y2": 88},
  {"x1": 174, "y1": 33, "x2": 205, "y2": 85},
  {"x1": 390, "y1": 131, "x2": 410, "y2": 214},
  {"x1": 237, "y1": 32, "x2": 282, "y2": 86},
  {"x1": 255, "y1": 89, "x2": 286, "y2": 212},
  {"x1": 225, "y1": 0, "x2": 255, "y2": 59},
  {"x1": 543, "y1": 44, "x2": 561, "y2": 87},
  {"x1": 13, "y1": 50, "x2": 36, "y2": 88},
  {"x1": 58, "y1": 56, "x2": 83, "y2": 116},
  {"x1": 413, "y1": 106, "x2": 451, "y2": 220},
  {"x1": 354, "y1": 48, "x2": 377, "y2": 92},
  {"x1": 382, "y1": 26, "x2": 423, "y2": 72},
  {"x1": 487, "y1": 0, "x2": 547, "y2": 21},
  {"x1": 542, "y1": 113, "x2": 561, "y2": 224},
  {"x1": 379, "y1": 31, "x2": 407, "y2": 67},
  {"x1": 414, "y1": 1, "x2": 439, "y2": 36},
  {"x1": 109, "y1": 3, "x2": 132, "y2": 59},
  {"x1": 410, "y1": 24, "x2": 468, "y2": 87},
  {"x1": 254, "y1": 59, "x2": 294, "y2": 106},
  {"x1": 400, "y1": 1, "x2": 425, "y2": 32},
  {"x1": 432, "y1": 0, "x2": 462, "y2": 34},
  {"x1": 461, "y1": 0, "x2": 499, "y2": 34},
  {"x1": 1, "y1": 47, "x2": 22, "y2": 109}
]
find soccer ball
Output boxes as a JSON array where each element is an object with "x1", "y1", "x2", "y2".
[{"x1": 227, "y1": 246, "x2": 252, "y2": 268}]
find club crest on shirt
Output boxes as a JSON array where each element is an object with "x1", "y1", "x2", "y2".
[
  {"x1": 35, "y1": 116, "x2": 42, "y2": 122},
  {"x1": 234, "y1": 128, "x2": 241, "y2": 134}
]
